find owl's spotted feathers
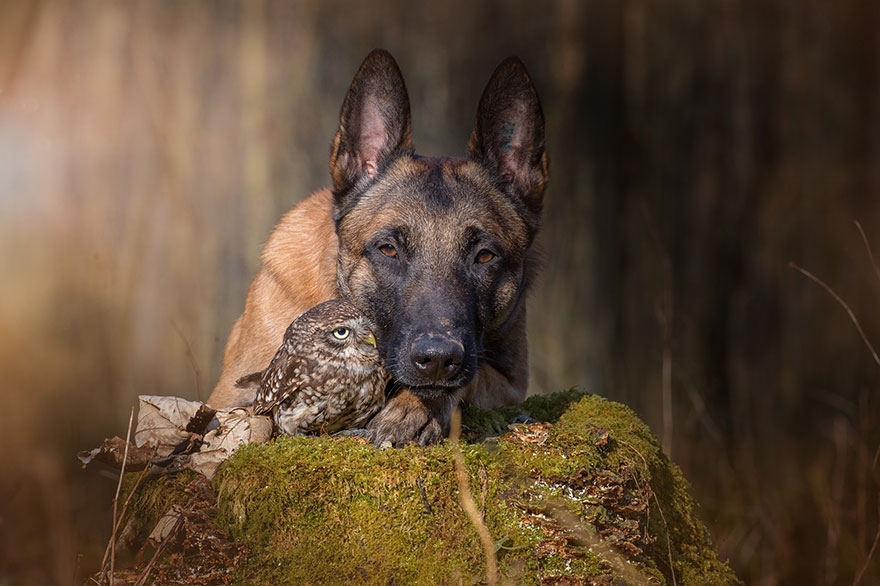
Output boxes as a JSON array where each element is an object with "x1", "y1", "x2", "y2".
[{"x1": 237, "y1": 299, "x2": 389, "y2": 435}]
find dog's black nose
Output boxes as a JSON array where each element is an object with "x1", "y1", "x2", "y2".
[{"x1": 410, "y1": 336, "x2": 464, "y2": 381}]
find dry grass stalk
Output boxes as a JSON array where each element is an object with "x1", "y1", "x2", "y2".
[
  {"x1": 97, "y1": 407, "x2": 134, "y2": 585},
  {"x1": 639, "y1": 201, "x2": 675, "y2": 457},
  {"x1": 132, "y1": 512, "x2": 184, "y2": 586},
  {"x1": 791, "y1": 225, "x2": 880, "y2": 582},
  {"x1": 96, "y1": 447, "x2": 154, "y2": 582},
  {"x1": 449, "y1": 408, "x2": 498, "y2": 586},
  {"x1": 620, "y1": 438, "x2": 677, "y2": 586},
  {"x1": 855, "y1": 221, "x2": 880, "y2": 285},
  {"x1": 853, "y1": 495, "x2": 880, "y2": 586},
  {"x1": 788, "y1": 262, "x2": 880, "y2": 370}
]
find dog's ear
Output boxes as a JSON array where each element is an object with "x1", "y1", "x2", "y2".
[
  {"x1": 468, "y1": 57, "x2": 548, "y2": 216},
  {"x1": 330, "y1": 49, "x2": 413, "y2": 200}
]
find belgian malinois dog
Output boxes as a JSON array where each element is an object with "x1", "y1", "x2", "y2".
[{"x1": 207, "y1": 49, "x2": 548, "y2": 446}]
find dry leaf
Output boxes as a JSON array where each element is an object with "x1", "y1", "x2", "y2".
[
  {"x1": 134, "y1": 396, "x2": 207, "y2": 456},
  {"x1": 186, "y1": 408, "x2": 273, "y2": 478},
  {"x1": 77, "y1": 436, "x2": 155, "y2": 470},
  {"x1": 148, "y1": 506, "x2": 184, "y2": 546},
  {"x1": 81, "y1": 396, "x2": 273, "y2": 479}
]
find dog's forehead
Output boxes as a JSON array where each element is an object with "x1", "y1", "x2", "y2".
[{"x1": 343, "y1": 157, "x2": 529, "y2": 250}]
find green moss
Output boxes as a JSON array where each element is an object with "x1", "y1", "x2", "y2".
[
  {"x1": 214, "y1": 438, "x2": 516, "y2": 584},
  {"x1": 461, "y1": 388, "x2": 588, "y2": 436},
  {"x1": 118, "y1": 470, "x2": 198, "y2": 544},
  {"x1": 121, "y1": 392, "x2": 738, "y2": 585}
]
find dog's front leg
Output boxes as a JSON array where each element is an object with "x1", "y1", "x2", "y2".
[
  {"x1": 366, "y1": 388, "x2": 462, "y2": 447},
  {"x1": 462, "y1": 363, "x2": 528, "y2": 409}
]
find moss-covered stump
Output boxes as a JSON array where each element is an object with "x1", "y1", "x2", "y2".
[{"x1": 119, "y1": 392, "x2": 738, "y2": 585}]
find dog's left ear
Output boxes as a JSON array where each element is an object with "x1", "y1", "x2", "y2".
[
  {"x1": 330, "y1": 49, "x2": 414, "y2": 200},
  {"x1": 468, "y1": 57, "x2": 548, "y2": 216}
]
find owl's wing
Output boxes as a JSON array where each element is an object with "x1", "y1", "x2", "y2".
[
  {"x1": 253, "y1": 343, "x2": 308, "y2": 415},
  {"x1": 234, "y1": 371, "x2": 263, "y2": 389}
]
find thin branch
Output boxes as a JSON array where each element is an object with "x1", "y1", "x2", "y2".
[
  {"x1": 114, "y1": 446, "x2": 157, "y2": 528},
  {"x1": 682, "y1": 384, "x2": 724, "y2": 445},
  {"x1": 789, "y1": 262, "x2": 880, "y2": 370},
  {"x1": 133, "y1": 513, "x2": 184, "y2": 586},
  {"x1": 854, "y1": 221, "x2": 880, "y2": 285},
  {"x1": 98, "y1": 449, "x2": 154, "y2": 579},
  {"x1": 639, "y1": 200, "x2": 675, "y2": 457},
  {"x1": 449, "y1": 409, "x2": 498, "y2": 586},
  {"x1": 103, "y1": 407, "x2": 134, "y2": 585},
  {"x1": 852, "y1": 495, "x2": 880, "y2": 586},
  {"x1": 620, "y1": 439, "x2": 677, "y2": 586},
  {"x1": 416, "y1": 476, "x2": 433, "y2": 515},
  {"x1": 171, "y1": 320, "x2": 202, "y2": 401}
]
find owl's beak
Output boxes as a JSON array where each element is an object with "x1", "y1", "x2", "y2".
[{"x1": 364, "y1": 331, "x2": 377, "y2": 348}]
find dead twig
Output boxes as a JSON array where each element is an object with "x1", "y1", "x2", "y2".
[
  {"x1": 97, "y1": 447, "x2": 155, "y2": 579},
  {"x1": 171, "y1": 320, "x2": 202, "y2": 401},
  {"x1": 619, "y1": 439, "x2": 677, "y2": 586},
  {"x1": 99, "y1": 408, "x2": 134, "y2": 585},
  {"x1": 479, "y1": 465, "x2": 489, "y2": 517},
  {"x1": 789, "y1": 262, "x2": 880, "y2": 370},
  {"x1": 639, "y1": 201, "x2": 675, "y2": 457},
  {"x1": 416, "y1": 476, "x2": 433, "y2": 515},
  {"x1": 132, "y1": 512, "x2": 185, "y2": 586},
  {"x1": 852, "y1": 495, "x2": 880, "y2": 586},
  {"x1": 651, "y1": 490, "x2": 676, "y2": 585},
  {"x1": 114, "y1": 447, "x2": 158, "y2": 529},
  {"x1": 450, "y1": 409, "x2": 498, "y2": 586},
  {"x1": 854, "y1": 221, "x2": 880, "y2": 285}
]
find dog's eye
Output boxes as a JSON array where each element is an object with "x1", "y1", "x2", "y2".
[
  {"x1": 378, "y1": 244, "x2": 398, "y2": 258},
  {"x1": 332, "y1": 327, "x2": 350, "y2": 340},
  {"x1": 475, "y1": 249, "x2": 495, "y2": 264}
]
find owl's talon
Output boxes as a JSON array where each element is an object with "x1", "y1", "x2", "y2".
[{"x1": 334, "y1": 428, "x2": 374, "y2": 440}]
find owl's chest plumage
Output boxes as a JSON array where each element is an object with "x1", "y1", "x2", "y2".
[{"x1": 272, "y1": 364, "x2": 387, "y2": 435}]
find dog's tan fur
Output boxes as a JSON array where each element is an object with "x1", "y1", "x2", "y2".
[{"x1": 209, "y1": 190, "x2": 338, "y2": 408}]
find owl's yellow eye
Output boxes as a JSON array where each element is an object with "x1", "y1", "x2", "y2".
[
  {"x1": 475, "y1": 249, "x2": 495, "y2": 264},
  {"x1": 332, "y1": 327, "x2": 350, "y2": 340}
]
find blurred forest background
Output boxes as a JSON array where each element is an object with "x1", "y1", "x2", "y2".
[{"x1": 1, "y1": 1, "x2": 879, "y2": 584}]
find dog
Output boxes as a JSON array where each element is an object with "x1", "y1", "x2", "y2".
[{"x1": 207, "y1": 49, "x2": 548, "y2": 446}]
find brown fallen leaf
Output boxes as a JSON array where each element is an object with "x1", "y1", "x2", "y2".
[
  {"x1": 81, "y1": 396, "x2": 273, "y2": 479},
  {"x1": 134, "y1": 396, "x2": 208, "y2": 456},
  {"x1": 133, "y1": 396, "x2": 272, "y2": 478},
  {"x1": 184, "y1": 407, "x2": 272, "y2": 478},
  {"x1": 78, "y1": 436, "x2": 156, "y2": 471},
  {"x1": 148, "y1": 505, "x2": 184, "y2": 547}
]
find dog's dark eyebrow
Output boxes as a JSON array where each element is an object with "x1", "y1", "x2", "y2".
[
  {"x1": 463, "y1": 225, "x2": 498, "y2": 250},
  {"x1": 370, "y1": 225, "x2": 411, "y2": 248}
]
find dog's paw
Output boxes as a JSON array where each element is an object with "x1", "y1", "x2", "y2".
[{"x1": 366, "y1": 389, "x2": 453, "y2": 447}]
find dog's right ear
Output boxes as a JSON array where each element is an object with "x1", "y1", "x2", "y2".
[
  {"x1": 468, "y1": 57, "x2": 548, "y2": 219},
  {"x1": 329, "y1": 49, "x2": 414, "y2": 201}
]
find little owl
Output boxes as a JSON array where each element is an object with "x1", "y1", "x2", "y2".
[{"x1": 235, "y1": 299, "x2": 390, "y2": 436}]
